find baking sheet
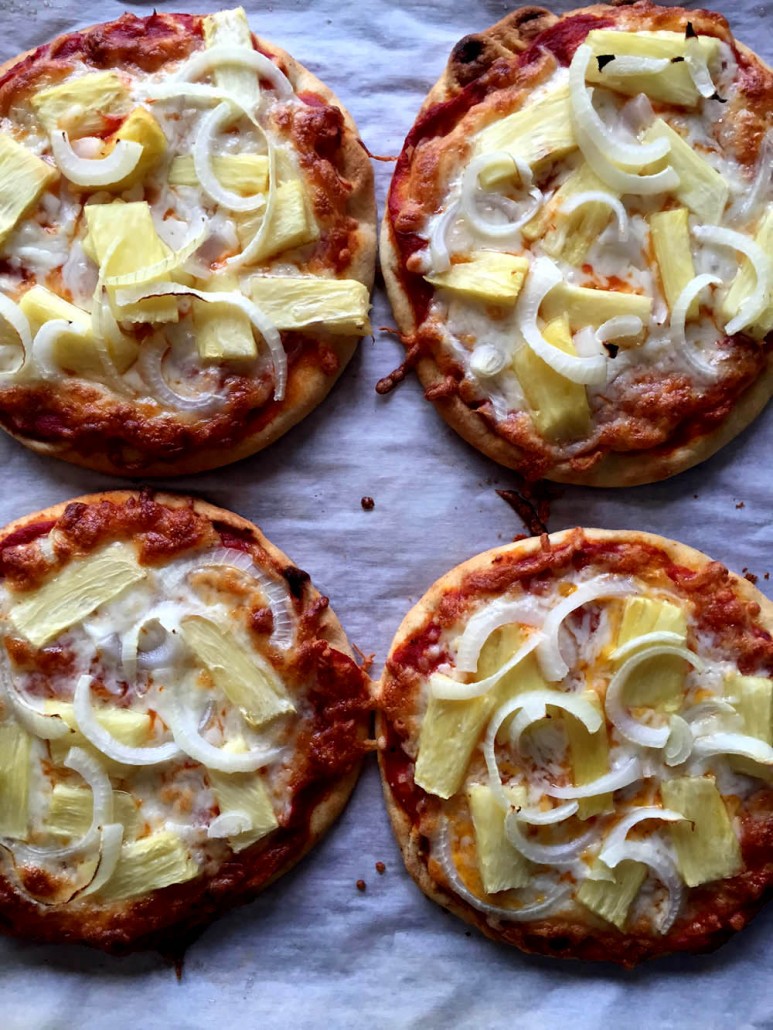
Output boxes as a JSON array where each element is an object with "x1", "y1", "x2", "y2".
[{"x1": 0, "y1": 0, "x2": 771, "y2": 1026}]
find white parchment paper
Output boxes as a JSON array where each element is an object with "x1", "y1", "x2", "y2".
[{"x1": 0, "y1": 0, "x2": 771, "y2": 1026}]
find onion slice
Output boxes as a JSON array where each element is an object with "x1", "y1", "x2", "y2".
[
  {"x1": 505, "y1": 810, "x2": 596, "y2": 866},
  {"x1": 605, "y1": 644, "x2": 704, "y2": 748},
  {"x1": 692, "y1": 731, "x2": 773, "y2": 765},
  {"x1": 693, "y1": 225, "x2": 773, "y2": 334},
  {"x1": 138, "y1": 335, "x2": 223, "y2": 415},
  {"x1": 670, "y1": 273, "x2": 721, "y2": 378},
  {"x1": 31, "y1": 319, "x2": 91, "y2": 381},
  {"x1": 428, "y1": 201, "x2": 460, "y2": 274},
  {"x1": 12, "y1": 747, "x2": 112, "y2": 862},
  {"x1": 104, "y1": 220, "x2": 208, "y2": 288},
  {"x1": 435, "y1": 823, "x2": 571, "y2": 920},
  {"x1": 595, "y1": 315, "x2": 643, "y2": 343},
  {"x1": 610, "y1": 630, "x2": 687, "y2": 663},
  {"x1": 517, "y1": 257, "x2": 608, "y2": 385},
  {"x1": 118, "y1": 281, "x2": 286, "y2": 401},
  {"x1": 569, "y1": 44, "x2": 677, "y2": 196},
  {"x1": 598, "y1": 838, "x2": 684, "y2": 933},
  {"x1": 602, "y1": 806, "x2": 685, "y2": 854},
  {"x1": 460, "y1": 153, "x2": 543, "y2": 239},
  {"x1": 79, "y1": 822, "x2": 124, "y2": 897},
  {"x1": 0, "y1": 649, "x2": 69, "y2": 740},
  {"x1": 599, "y1": 55, "x2": 670, "y2": 76},
  {"x1": 145, "y1": 82, "x2": 260, "y2": 127},
  {"x1": 685, "y1": 33, "x2": 717, "y2": 99},
  {"x1": 430, "y1": 632, "x2": 541, "y2": 701},
  {"x1": 542, "y1": 754, "x2": 643, "y2": 800},
  {"x1": 0, "y1": 294, "x2": 31, "y2": 379},
  {"x1": 74, "y1": 674, "x2": 182, "y2": 766},
  {"x1": 454, "y1": 596, "x2": 544, "y2": 674},
  {"x1": 208, "y1": 811, "x2": 252, "y2": 838},
  {"x1": 165, "y1": 688, "x2": 280, "y2": 772},
  {"x1": 664, "y1": 715, "x2": 693, "y2": 766},
  {"x1": 511, "y1": 800, "x2": 579, "y2": 826},
  {"x1": 537, "y1": 575, "x2": 638, "y2": 681},
  {"x1": 194, "y1": 103, "x2": 268, "y2": 212},
  {"x1": 51, "y1": 132, "x2": 142, "y2": 189},
  {"x1": 176, "y1": 43, "x2": 294, "y2": 100},
  {"x1": 561, "y1": 191, "x2": 629, "y2": 240}
]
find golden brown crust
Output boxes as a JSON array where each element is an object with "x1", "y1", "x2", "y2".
[
  {"x1": 377, "y1": 528, "x2": 773, "y2": 964},
  {"x1": 0, "y1": 490, "x2": 372, "y2": 953},
  {"x1": 0, "y1": 13, "x2": 376, "y2": 477},
  {"x1": 380, "y1": 3, "x2": 773, "y2": 486}
]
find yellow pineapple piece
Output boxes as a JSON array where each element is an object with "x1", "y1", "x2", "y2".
[
  {"x1": 0, "y1": 723, "x2": 31, "y2": 839},
  {"x1": 169, "y1": 154, "x2": 268, "y2": 194},
  {"x1": 203, "y1": 8, "x2": 259, "y2": 110},
  {"x1": 541, "y1": 283, "x2": 652, "y2": 329},
  {"x1": 467, "y1": 782, "x2": 531, "y2": 892},
  {"x1": 649, "y1": 207, "x2": 697, "y2": 317},
  {"x1": 0, "y1": 134, "x2": 57, "y2": 248},
  {"x1": 97, "y1": 831, "x2": 199, "y2": 901},
  {"x1": 194, "y1": 271, "x2": 257, "y2": 361},
  {"x1": 643, "y1": 120, "x2": 729, "y2": 224},
  {"x1": 180, "y1": 616, "x2": 294, "y2": 728},
  {"x1": 585, "y1": 29, "x2": 721, "y2": 107},
  {"x1": 426, "y1": 252, "x2": 529, "y2": 305},
  {"x1": 31, "y1": 71, "x2": 130, "y2": 137},
  {"x1": 661, "y1": 776, "x2": 742, "y2": 887},
  {"x1": 237, "y1": 180, "x2": 319, "y2": 263},
  {"x1": 614, "y1": 597, "x2": 687, "y2": 710},
  {"x1": 721, "y1": 208, "x2": 773, "y2": 340},
  {"x1": 565, "y1": 691, "x2": 612, "y2": 819},
  {"x1": 577, "y1": 860, "x2": 647, "y2": 928},
  {"x1": 9, "y1": 542, "x2": 145, "y2": 648},
  {"x1": 250, "y1": 276, "x2": 371, "y2": 334},
  {"x1": 208, "y1": 762, "x2": 278, "y2": 852},
  {"x1": 106, "y1": 107, "x2": 167, "y2": 191},
  {"x1": 512, "y1": 314, "x2": 591, "y2": 442}
]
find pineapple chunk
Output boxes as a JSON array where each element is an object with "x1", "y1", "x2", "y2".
[
  {"x1": 203, "y1": 8, "x2": 259, "y2": 110},
  {"x1": 250, "y1": 276, "x2": 371, "y2": 334},
  {"x1": 643, "y1": 120, "x2": 729, "y2": 224},
  {"x1": 0, "y1": 134, "x2": 57, "y2": 248},
  {"x1": 31, "y1": 71, "x2": 131, "y2": 137},
  {"x1": 169, "y1": 154, "x2": 269, "y2": 195},
  {"x1": 0, "y1": 723, "x2": 31, "y2": 838},
  {"x1": 615, "y1": 598, "x2": 687, "y2": 710},
  {"x1": 97, "y1": 831, "x2": 199, "y2": 901},
  {"x1": 585, "y1": 30, "x2": 720, "y2": 107},
  {"x1": 467, "y1": 782, "x2": 530, "y2": 893},
  {"x1": 180, "y1": 616, "x2": 294, "y2": 728},
  {"x1": 729, "y1": 673, "x2": 773, "y2": 744},
  {"x1": 47, "y1": 783, "x2": 140, "y2": 840},
  {"x1": 661, "y1": 776, "x2": 742, "y2": 887},
  {"x1": 209, "y1": 764, "x2": 278, "y2": 852},
  {"x1": 415, "y1": 624, "x2": 547, "y2": 799},
  {"x1": 425, "y1": 252, "x2": 529, "y2": 305},
  {"x1": 194, "y1": 271, "x2": 256, "y2": 361},
  {"x1": 84, "y1": 202, "x2": 178, "y2": 323},
  {"x1": 527, "y1": 163, "x2": 615, "y2": 265},
  {"x1": 473, "y1": 85, "x2": 576, "y2": 188},
  {"x1": 46, "y1": 701, "x2": 152, "y2": 776},
  {"x1": 649, "y1": 208, "x2": 697, "y2": 318},
  {"x1": 512, "y1": 314, "x2": 591, "y2": 442},
  {"x1": 541, "y1": 283, "x2": 652, "y2": 329},
  {"x1": 577, "y1": 859, "x2": 647, "y2": 929},
  {"x1": 237, "y1": 180, "x2": 319, "y2": 263},
  {"x1": 106, "y1": 107, "x2": 167, "y2": 191},
  {"x1": 565, "y1": 691, "x2": 612, "y2": 819},
  {"x1": 9, "y1": 542, "x2": 145, "y2": 649},
  {"x1": 721, "y1": 207, "x2": 773, "y2": 340},
  {"x1": 19, "y1": 285, "x2": 138, "y2": 374}
]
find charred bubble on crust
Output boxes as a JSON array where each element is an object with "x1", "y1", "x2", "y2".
[{"x1": 283, "y1": 565, "x2": 311, "y2": 600}]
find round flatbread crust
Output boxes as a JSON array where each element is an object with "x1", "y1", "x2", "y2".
[
  {"x1": 0, "y1": 490, "x2": 371, "y2": 952},
  {"x1": 0, "y1": 14, "x2": 376, "y2": 477},
  {"x1": 380, "y1": 3, "x2": 773, "y2": 486},
  {"x1": 378, "y1": 528, "x2": 773, "y2": 964}
]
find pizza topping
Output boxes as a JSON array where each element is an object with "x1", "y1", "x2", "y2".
[
  {"x1": 0, "y1": 723, "x2": 31, "y2": 838},
  {"x1": 721, "y1": 208, "x2": 773, "y2": 339},
  {"x1": 684, "y1": 27, "x2": 719, "y2": 100},
  {"x1": 693, "y1": 224, "x2": 772, "y2": 335},
  {"x1": 30, "y1": 72, "x2": 131, "y2": 138},
  {"x1": 50, "y1": 131, "x2": 143, "y2": 190},
  {"x1": 644, "y1": 120, "x2": 728, "y2": 223},
  {"x1": 208, "y1": 759, "x2": 278, "y2": 851},
  {"x1": 426, "y1": 252, "x2": 528, "y2": 305},
  {"x1": 0, "y1": 135, "x2": 57, "y2": 247},
  {"x1": 660, "y1": 776, "x2": 742, "y2": 886},
  {"x1": 649, "y1": 208, "x2": 696, "y2": 317},
  {"x1": 669, "y1": 273, "x2": 721, "y2": 378},
  {"x1": 460, "y1": 153, "x2": 543, "y2": 239},
  {"x1": 96, "y1": 831, "x2": 199, "y2": 902},
  {"x1": 560, "y1": 190, "x2": 629, "y2": 241},
  {"x1": 249, "y1": 276, "x2": 372, "y2": 335},
  {"x1": 194, "y1": 103, "x2": 269, "y2": 213},
  {"x1": 473, "y1": 85, "x2": 576, "y2": 178},
  {"x1": 597, "y1": 835, "x2": 683, "y2": 933}
]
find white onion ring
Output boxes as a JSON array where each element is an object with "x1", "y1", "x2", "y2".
[
  {"x1": 692, "y1": 731, "x2": 773, "y2": 765},
  {"x1": 177, "y1": 43, "x2": 294, "y2": 100},
  {"x1": 429, "y1": 632, "x2": 541, "y2": 701},
  {"x1": 598, "y1": 839, "x2": 684, "y2": 933},
  {"x1": 670, "y1": 273, "x2": 721, "y2": 378},
  {"x1": 605, "y1": 645, "x2": 704, "y2": 748},
  {"x1": 138, "y1": 335, "x2": 224, "y2": 415},
  {"x1": 194, "y1": 103, "x2": 268, "y2": 212},
  {"x1": 208, "y1": 811, "x2": 252, "y2": 838},
  {"x1": 505, "y1": 810, "x2": 596, "y2": 866},
  {"x1": 693, "y1": 224, "x2": 773, "y2": 334},
  {"x1": 685, "y1": 33, "x2": 717, "y2": 99},
  {"x1": 0, "y1": 647, "x2": 69, "y2": 740},
  {"x1": 30, "y1": 320, "x2": 91, "y2": 381},
  {"x1": 664, "y1": 715, "x2": 693, "y2": 766},
  {"x1": 610, "y1": 630, "x2": 686, "y2": 663},
  {"x1": 74, "y1": 674, "x2": 182, "y2": 766},
  {"x1": 79, "y1": 822, "x2": 124, "y2": 897},
  {"x1": 435, "y1": 823, "x2": 571, "y2": 920},
  {"x1": 165, "y1": 688, "x2": 280, "y2": 773},
  {"x1": 460, "y1": 153, "x2": 543, "y2": 239},
  {"x1": 542, "y1": 754, "x2": 643, "y2": 800},
  {"x1": 511, "y1": 800, "x2": 579, "y2": 826},
  {"x1": 118, "y1": 281, "x2": 286, "y2": 401},
  {"x1": 428, "y1": 201, "x2": 460, "y2": 274},
  {"x1": 602, "y1": 806, "x2": 685, "y2": 854},
  {"x1": 517, "y1": 257, "x2": 608, "y2": 386},
  {"x1": 454, "y1": 596, "x2": 544, "y2": 674},
  {"x1": 51, "y1": 132, "x2": 143, "y2": 189},
  {"x1": 0, "y1": 293, "x2": 31, "y2": 379},
  {"x1": 595, "y1": 315, "x2": 643, "y2": 343},
  {"x1": 561, "y1": 190, "x2": 630, "y2": 240},
  {"x1": 145, "y1": 82, "x2": 260, "y2": 127}
]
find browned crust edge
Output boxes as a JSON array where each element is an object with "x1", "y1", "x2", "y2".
[
  {"x1": 376, "y1": 528, "x2": 773, "y2": 964},
  {"x1": 379, "y1": 3, "x2": 773, "y2": 487},
  {"x1": 0, "y1": 16, "x2": 376, "y2": 478}
]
